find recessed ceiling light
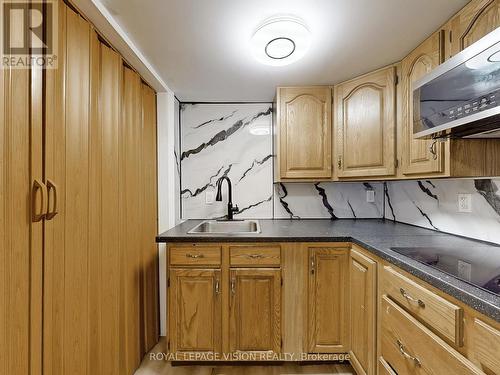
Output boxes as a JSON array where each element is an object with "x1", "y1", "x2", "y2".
[{"x1": 251, "y1": 15, "x2": 310, "y2": 66}]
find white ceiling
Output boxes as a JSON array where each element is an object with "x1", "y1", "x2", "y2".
[{"x1": 100, "y1": 0, "x2": 467, "y2": 101}]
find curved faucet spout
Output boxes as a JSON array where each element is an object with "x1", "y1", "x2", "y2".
[{"x1": 216, "y1": 176, "x2": 238, "y2": 220}]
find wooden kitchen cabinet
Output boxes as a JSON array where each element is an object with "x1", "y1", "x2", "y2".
[
  {"x1": 335, "y1": 66, "x2": 397, "y2": 178},
  {"x1": 169, "y1": 268, "x2": 222, "y2": 354},
  {"x1": 307, "y1": 245, "x2": 349, "y2": 353},
  {"x1": 445, "y1": 0, "x2": 500, "y2": 59},
  {"x1": 229, "y1": 269, "x2": 282, "y2": 353},
  {"x1": 349, "y1": 247, "x2": 377, "y2": 375},
  {"x1": 400, "y1": 31, "x2": 447, "y2": 176},
  {"x1": 277, "y1": 86, "x2": 332, "y2": 180}
]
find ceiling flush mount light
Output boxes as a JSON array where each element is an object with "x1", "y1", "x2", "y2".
[{"x1": 251, "y1": 15, "x2": 310, "y2": 66}]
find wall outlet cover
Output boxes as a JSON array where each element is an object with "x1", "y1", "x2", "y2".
[
  {"x1": 206, "y1": 190, "x2": 215, "y2": 205},
  {"x1": 366, "y1": 190, "x2": 375, "y2": 203},
  {"x1": 457, "y1": 193, "x2": 472, "y2": 213}
]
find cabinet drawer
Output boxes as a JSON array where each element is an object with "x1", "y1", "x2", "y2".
[
  {"x1": 381, "y1": 296, "x2": 483, "y2": 375},
  {"x1": 382, "y1": 266, "x2": 463, "y2": 346},
  {"x1": 229, "y1": 245, "x2": 281, "y2": 267},
  {"x1": 472, "y1": 318, "x2": 500, "y2": 374},
  {"x1": 169, "y1": 245, "x2": 221, "y2": 266},
  {"x1": 378, "y1": 357, "x2": 397, "y2": 375}
]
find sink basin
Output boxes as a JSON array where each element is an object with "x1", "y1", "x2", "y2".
[{"x1": 187, "y1": 220, "x2": 261, "y2": 234}]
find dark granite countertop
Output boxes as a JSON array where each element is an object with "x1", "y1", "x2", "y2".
[{"x1": 157, "y1": 219, "x2": 500, "y2": 322}]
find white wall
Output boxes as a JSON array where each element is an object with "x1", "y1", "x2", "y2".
[{"x1": 157, "y1": 91, "x2": 179, "y2": 336}]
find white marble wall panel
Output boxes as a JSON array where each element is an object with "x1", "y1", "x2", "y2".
[
  {"x1": 180, "y1": 103, "x2": 274, "y2": 219},
  {"x1": 385, "y1": 179, "x2": 500, "y2": 244},
  {"x1": 274, "y1": 182, "x2": 384, "y2": 219}
]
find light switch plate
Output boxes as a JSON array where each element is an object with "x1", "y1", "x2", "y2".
[
  {"x1": 206, "y1": 190, "x2": 215, "y2": 205},
  {"x1": 457, "y1": 193, "x2": 472, "y2": 213}
]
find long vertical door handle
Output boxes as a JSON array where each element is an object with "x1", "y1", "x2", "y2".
[
  {"x1": 46, "y1": 179, "x2": 58, "y2": 220},
  {"x1": 32, "y1": 179, "x2": 48, "y2": 222}
]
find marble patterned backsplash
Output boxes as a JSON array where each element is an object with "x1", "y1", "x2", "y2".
[
  {"x1": 180, "y1": 103, "x2": 274, "y2": 219},
  {"x1": 178, "y1": 102, "x2": 500, "y2": 244},
  {"x1": 274, "y1": 182, "x2": 384, "y2": 219},
  {"x1": 384, "y1": 179, "x2": 500, "y2": 244}
]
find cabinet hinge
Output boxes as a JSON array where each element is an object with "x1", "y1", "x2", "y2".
[
  {"x1": 395, "y1": 159, "x2": 399, "y2": 168},
  {"x1": 167, "y1": 340, "x2": 170, "y2": 351},
  {"x1": 395, "y1": 74, "x2": 399, "y2": 85},
  {"x1": 167, "y1": 278, "x2": 170, "y2": 288},
  {"x1": 281, "y1": 277, "x2": 283, "y2": 287},
  {"x1": 281, "y1": 338, "x2": 283, "y2": 348}
]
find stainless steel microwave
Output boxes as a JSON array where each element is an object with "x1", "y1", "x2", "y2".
[{"x1": 413, "y1": 27, "x2": 500, "y2": 139}]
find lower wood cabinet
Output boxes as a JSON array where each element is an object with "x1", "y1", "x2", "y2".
[
  {"x1": 307, "y1": 245, "x2": 349, "y2": 353},
  {"x1": 349, "y1": 247, "x2": 377, "y2": 375},
  {"x1": 229, "y1": 269, "x2": 281, "y2": 353},
  {"x1": 169, "y1": 268, "x2": 222, "y2": 354}
]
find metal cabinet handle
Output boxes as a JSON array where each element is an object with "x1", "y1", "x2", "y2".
[
  {"x1": 46, "y1": 179, "x2": 58, "y2": 220},
  {"x1": 337, "y1": 156, "x2": 342, "y2": 169},
  {"x1": 400, "y1": 288, "x2": 425, "y2": 308},
  {"x1": 231, "y1": 278, "x2": 236, "y2": 295},
  {"x1": 247, "y1": 254, "x2": 263, "y2": 259},
  {"x1": 429, "y1": 140, "x2": 438, "y2": 160},
  {"x1": 310, "y1": 255, "x2": 315, "y2": 274},
  {"x1": 397, "y1": 339, "x2": 421, "y2": 367},
  {"x1": 186, "y1": 253, "x2": 204, "y2": 259},
  {"x1": 32, "y1": 179, "x2": 48, "y2": 222},
  {"x1": 215, "y1": 279, "x2": 220, "y2": 295}
]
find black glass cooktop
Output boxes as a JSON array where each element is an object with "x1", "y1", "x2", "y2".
[{"x1": 391, "y1": 246, "x2": 500, "y2": 295}]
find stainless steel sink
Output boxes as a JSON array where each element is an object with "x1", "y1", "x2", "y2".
[{"x1": 187, "y1": 220, "x2": 261, "y2": 234}]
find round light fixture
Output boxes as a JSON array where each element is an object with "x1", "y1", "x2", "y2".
[{"x1": 251, "y1": 15, "x2": 310, "y2": 66}]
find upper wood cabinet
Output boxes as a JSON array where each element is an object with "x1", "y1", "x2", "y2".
[
  {"x1": 445, "y1": 0, "x2": 500, "y2": 59},
  {"x1": 349, "y1": 248, "x2": 377, "y2": 375},
  {"x1": 400, "y1": 31, "x2": 446, "y2": 176},
  {"x1": 229, "y1": 269, "x2": 281, "y2": 353},
  {"x1": 335, "y1": 66, "x2": 397, "y2": 178},
  {"x1": 277, "y1": 86, "x2": 332, "y2": 180},
  {"x1": 307, "y1": 246, "x2": 349, "y2": 353}
]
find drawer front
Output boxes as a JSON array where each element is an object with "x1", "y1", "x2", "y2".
[
  {"x1": 381, "y1": 296, "x2": 483, "y2": 375},
  {"x1": 378, "y1": 356, "x2": 397, "y2": 375},
  {"x1": 472, "y1": 318, "x2": 500, "y2": 374},
  {"x1": 383, "y1": 266, "x2": 463, "y2": 346},
  {"x1": 169, "y1": 245, "x2": 221, "y2": 266},
  {"x1": 229, "y1": 245, "x2": 281, "y2": 267}
]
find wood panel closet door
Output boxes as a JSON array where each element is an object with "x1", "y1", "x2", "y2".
[
  {"x1": 0, "y1": 38, "x2": 43, "y2": 375},
  {"x1": 401, "y1": 32, "x2": 445, "y2": 176},
  {"x1": 141, "y1": 83, "x2": 159, "y2": 352},
  {"x1": 121, "y1": 67, "x2": 144, "y2": 374},
  {"x1": 43, "y1": 4, "x2": 92, "y2": 375}
]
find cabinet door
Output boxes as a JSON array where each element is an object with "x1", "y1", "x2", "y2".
[
  {"x1": 336, "y1": 67, "x2": 396, "y2": 178},
  {"x1": 307, "y1": 247, "x2": 349, "y2": 353},
  {"x1": 349, "y1": 249, "x2": 377, "y2": 375},
  {"x1": 447, "y1": 0, "x2": 500, "y2": 58},
  {"x1": 169, "y1": 269, "x2": 222, "y2": 354},
  {"x1": 229, "y1": 269, "x2": 281, "y2": 353},
  {"x1": 278, "y1": 87, "x2": 332, "y2": 179},
  {"x1": 401, "y1": 32, "x2": 446, "y2": 176}
]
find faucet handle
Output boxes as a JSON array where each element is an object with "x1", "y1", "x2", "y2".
[{"x1": 232, "y1": 205, "x2": 239, "y2": 213}]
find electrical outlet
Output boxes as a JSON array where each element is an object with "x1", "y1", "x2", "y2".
[
  {"x1": 366, "y1": 190, "x2": 375, "y2": 203},
  {"x1": 457, "y1": 260, "x2": 472, "y2": 281},
  {"x1": 205, "y1": 190, "x2": 215, "y2": 205},
  {"x1": 457, "y1": 193, "x2": 472, "y2": 213}
]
